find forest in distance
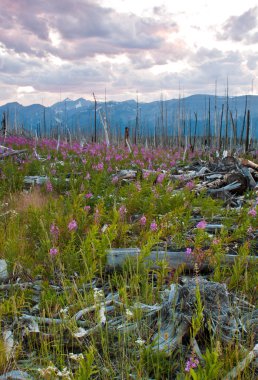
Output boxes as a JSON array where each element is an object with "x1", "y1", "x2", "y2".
[{"x1": 0, "y1": 94, "x2": 258, "y2": 148}]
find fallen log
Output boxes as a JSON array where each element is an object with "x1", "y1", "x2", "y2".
[
  {"x1": 239, "y1": 158, "x2": 258, "y2": 171},
  {"x1": 0, "y1": 149, "x2": 27, "y2": 159},
  {"x1": 106, "y1": 248, "x2": 258, "y2": 270}
]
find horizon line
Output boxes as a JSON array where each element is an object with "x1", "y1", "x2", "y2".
[{"x1": 1, "y1": 92, "x2": 258, "y2": 108}]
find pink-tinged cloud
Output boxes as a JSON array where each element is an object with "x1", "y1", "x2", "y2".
[
  {"x1": 0, "y1": 0, "x2": 179, "y2": 59},
  {"x1": 217, "y1": 7, "x2": 258, "y2": 42},
  {"x1": 0, "y1": 1, "x2": 257, "y2": 105}
]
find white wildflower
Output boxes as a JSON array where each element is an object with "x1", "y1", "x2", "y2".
[
  {"x1": 60, "y1": 306, "x2": 69, "y2": 316},
  {"x1": 73, "y1": 327, "x2": 88, "y2": 338},
  {"x1": 37, "y1": 364, "x2": 58, "y2": 377},
  {"x1": 125, "y1": 309, "x2": 134, "y2": 318},
  {"x1": 135, "y1": 337, "x2": 146, "y2": 346},
  {"x1": 57, "y1": 367, "x2": 72, "y2": 379},
  {"x1": 69, "y1": 352, "x2": 84, "y2": 362},
  {"x1": 93, "y1": 288, "x2": 104, "y2": 302}
]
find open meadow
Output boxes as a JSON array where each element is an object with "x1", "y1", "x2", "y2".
[{"x1": 0, "y1": 136, "x2": 257, "y2": 379}]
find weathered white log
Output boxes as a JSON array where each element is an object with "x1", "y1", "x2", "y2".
[
  {"x1": 0, "y1": 370, "x2": 33, "y2": 380},
  {"x1": 3, "y1": 330, "x2": 14, "y2": 360},
  {"x1": 151, "y1": 320, "x2": 190, "y2": 352},
  {"x1": 241, "y1": 166, "x2": 257, "y2": 188},
  {"x1": 208, "y1": 181, "x2": 241, "y2": 193},
  {"x1": 23, "y1": 176, "x2": 49, "y2": 185},
  {"x1": 0, "y1": 149, "x2": 27, "y2": 159},
  {"x1": 0, "y1": 282, "x2": 34, "y2": 290},
  {"x1": 74, "y1": 298, "x2": 113, "y2": 321},
  {"x1": 170, "y1": 167, "x2": 210, "y2": 181},
  {"x1": 240, "y1": 158, "x2": 258, "y2": 171},
  {"x1": 0, "y1": 260, "x2": 8, "y2": 282},
  {"x1": 113, "y1": 170, "x2": 137, "y2": 180},
  {"x1": 106, "y1": 249, "x2": 258, "y2": 270}
]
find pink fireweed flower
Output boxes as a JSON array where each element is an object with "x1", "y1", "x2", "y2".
[
  {"x1": 150, "y1": 221, "x2": 158, "y2": 231},
  {"x1": 156, "y1": 173, "x2": 165, "y2": 183},
  {"x1": 186, "y1": 181, "x2": 194, "y2": 190},
  {"x1": 85, "y1": 172, "x2": 91, "y2": 180},
  {"x1": 140, "y1": 215, "x2": 147, "y2": 226},
  {"x1": 212, "y1": 238, "x2": 220, "y2": 245},
  {"x1": 68, "y1": 219, "x2": 78, "y2": 231},
  {"x1": 112, "y1": 176, "x2": 119, "y2": 184},
  {"x1": 94, "y1": 208, "x2": 100, "y2": 223},
  {"x1": 185, "y1": 356, "x2": 199, "y2": 372},
  {"x1": 46, "y1": 181, "x2": 53, "y2": 192},
  {"x1": 49, "y1": 247, "x2": 58, "y2": 256},
  {"x1": 95, "y1": 162, "x2": 104, "y2": 171},
  {"x1": 84, "y1": 205, "x2": 91, "y2": 212},
  {"x1": 247, "y1": 226, "x2": 253, "y2": 234},
  {"x1": 248, "y1": 208, "x2": 257, "y2": 217},
  {"x1": 50, "y1": 223, "x2": 59, "y2": 238},
  {"x1": 186, "y1": 247, "x2": 192, "y2": 256},
  {"x1": 119, "y1": 205, "x2": 127, "y2": 218},
  {"x1": 143, "y1": 171, "x2": 150, "y2": 179},
  {"x1": 196, "y1": 220, "x2": 207, "y2": 229},
  {"x1": 85, "y1": 193, "x2": 93, "y2": 199},
  {"x1": 135, "y1": 182, "x2": 141, "y2": 191}
]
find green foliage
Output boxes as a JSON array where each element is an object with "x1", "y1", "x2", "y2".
[
  {"x1": 190, "y1": 283, "x2": 204, "y2": 340},
  {"x1": 75, "y1": 347, "x2": 99, "y2": 380}
]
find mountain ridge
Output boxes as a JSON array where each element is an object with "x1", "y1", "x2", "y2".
[{"x1": 0, "y1": 94, "x2": 257, "y2": 138}]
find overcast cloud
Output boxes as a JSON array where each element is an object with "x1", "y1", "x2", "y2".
[{"x1": 0, "y1": 0, "x2": 257, "y2": 105}]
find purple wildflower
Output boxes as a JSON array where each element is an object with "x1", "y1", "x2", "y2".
[
  {"x1": 112, "y1": 176, "x2": 119, "y2": 184},
  {"x1": 68, "y1": 219, "x2": 78, "y2": 231},
  {"x1": 46, "y1": 181, "x2": 53, "y2": 192},
  {"x1": 247, "y1": 226, "x2": 253, "y2": 234},
  {"x1": 84, "y1": 205, "x2": 91, "y2": 212},
  {"x1": 96, "y1": 162, "x2": 104, "y2": 171},
  {"x1": 156, "y1": 173, "x2": 165, "y2": 183},
  {"x1": 119, "y1": 205, "x2": 127, "y2": 218},
  {"x1": 185, "y1": 356, "x2": 199, "y2": 372},
  {"x1": 150, "y1": 221, "x2": 158, "y2": 232},
  {"x1": 186, "y1": 247, "x2": 192, "y2": 256},
  {"x1": 94, "y1": 208, "x2": 100, "y2": 223},
  {"x1": 186, "y1": 181, "x2": 194, "y2": 190},
  {"x1": 140, "y1": 215, "x2": 147, "y2": 226},
  {"x1": 85, "y1": 193, "x2": 93, "y2": 199},
  {"x1": 49, "y1": 247, "x2": 58, "y2": 256},
  {"x1": 196, "y1": 220, "x2": 207, "y2": 229},
  {"x1": 248, "y1": 208, "x2": 257, "y2": 217},
  {"x1": 135, "y1": 182, "x2": 141, "y2": 191},
  {"x1": 50, "y1": 223, "x2": 59, "y2": 238}
]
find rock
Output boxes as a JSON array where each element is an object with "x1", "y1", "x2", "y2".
[{"x1": 0, "y1": 260, "x2": 8, "y2": 282}]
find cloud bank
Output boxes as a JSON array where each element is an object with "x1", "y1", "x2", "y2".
[{"x1": 0, "y1": 0, "x2": 257, "y2": 105}]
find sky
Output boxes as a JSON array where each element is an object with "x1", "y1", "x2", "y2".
[{"x1": 0, "y1": 0, "x2": 258, "y2": 106}]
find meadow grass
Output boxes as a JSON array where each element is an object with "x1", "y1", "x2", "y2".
[{"x1": 0, "y1": 136, "x2": 257, "y2": 379}]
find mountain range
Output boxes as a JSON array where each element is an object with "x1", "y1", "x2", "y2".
[{"x1": 0, "y1": 94, "x2": 257, "y2": 139}]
